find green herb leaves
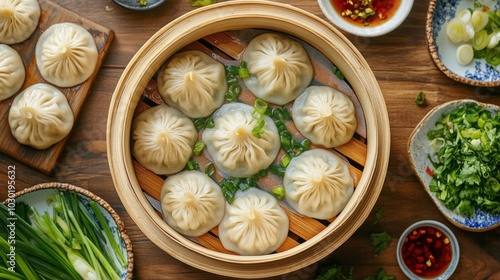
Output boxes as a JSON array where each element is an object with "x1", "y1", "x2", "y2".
[{"x1": 427, "y1": 102, "x2": 500, "y2": 216}]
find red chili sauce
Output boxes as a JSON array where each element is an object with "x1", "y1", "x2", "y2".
[
  {"x1": 330, "y1": 0, "x2": 401, "y2": 27},
  {"x1": 401, "y1": 226, "x2": 453, "y2": 278}
]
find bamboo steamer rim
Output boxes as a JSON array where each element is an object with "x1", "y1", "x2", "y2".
[{"x1": 107, "y1": 0, "x2": 391, "y2": 277}]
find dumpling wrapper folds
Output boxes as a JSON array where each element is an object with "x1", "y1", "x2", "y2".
[
  {"x1": 132, "y1": 105, "x2": 197, "y2": 175},
  {"x1": 161, "y1": 170, "x2": 225, "y2": 237},
  {"x1": 8, "y1": 83, "x2": 74, "y2": 150},
  {"x1": 218, "y1": 187, "x2": 289, "y2": 255},
  {"x1": 283, "y1": 149, "x2": 354, "y2": 220}
]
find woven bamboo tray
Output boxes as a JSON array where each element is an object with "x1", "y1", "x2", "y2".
[{"x1": 107, "y1": 1, "x2": 391, "y2": 278}]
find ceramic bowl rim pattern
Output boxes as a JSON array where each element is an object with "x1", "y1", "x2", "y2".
[
  {"x1": 426, "y1": 0, "x2": 500, "y2": 87},
  {"x1": 407, "y1": 99, "x2": 500, "y2": 232},
  {"x1": 3, "y1": 182, "x2": 134, "y2": 279}
]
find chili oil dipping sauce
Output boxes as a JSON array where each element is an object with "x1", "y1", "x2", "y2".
[
  {"x1": 318, "y1": 0, "x2": 413, "y2": 37},
  {"x1": 397, "y1": 220, "x2": 459, "y2": 280}
]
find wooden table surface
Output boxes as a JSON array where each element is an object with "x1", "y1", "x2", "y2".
[{"x1": 1, "y1": 0, "x2": 499, "y2": 279}]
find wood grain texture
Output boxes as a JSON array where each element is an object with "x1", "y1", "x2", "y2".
[
  {"x1": 0, "y1": 0, "x2": 499, "y2": 279},
  {"x1": 0, "y1": 0, "x2": 114, "y2": 174}
]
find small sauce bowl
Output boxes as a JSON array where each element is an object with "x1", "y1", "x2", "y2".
[
  {"x1": 113, "y1": 0, "x2": 166, "y2": 10},
  {"x1": 397, "y1": 220, "x2": 459, "y2": 280},
  {"x1": 318, "y1": 0, "x2": 414, "y2": 37}
]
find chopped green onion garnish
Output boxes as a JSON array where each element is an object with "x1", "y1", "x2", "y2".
[
  {"x1": 281, "y1": 154, "x2": 292, "y2": 167},
  {"x1": 193, "y1": 141, "x2": 206, "y2": 156},
  {"x1": 238, "y1": 61, "x2": 249, "y2": 78},
  {"x1": 204, "y1": 162, "x2": 216, "y2": 178},
  {"x1": 186, "y1": 159, "x2": 200, "y2": 171},
  {"x1": 194, "y1": 117, "x2": 214, "y2": 131},
  {"x1": 189, "y1": 0, "x2": 216, "y2": 6},
  {"x1": 268, "y1": 164, "x2": 286, "y2": 177},
  {"x1": 252, "y1": 99, "x2": 268, "y2": 119},
  {"x1": 332, "y1": 66, "x2": 344, "y2": 80},
  {"x1": 252, "y1": 119, "x2": 266, "y2": 138},
  {"x1": 426, "y1": 102, "x2": 500, "y2": 216},
  {"x1": 205, "y1": 118, "x2": 215, "y2": 129},
  {"x1": 272, "y1": 185, "x2": 286, "y2": 200},
  {"x1": 225, "y1": 65, "x2": 240, "y2": 76},
  {"x1": 415, "y1": 91, "x2": 426, "y2": 106}
]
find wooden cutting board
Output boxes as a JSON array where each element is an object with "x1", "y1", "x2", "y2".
[{"x1": 0, "y1": 0, "x2": 114, "y2": 174}]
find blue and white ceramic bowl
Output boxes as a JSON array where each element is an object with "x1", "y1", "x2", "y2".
[
  {"x1": 407, "y1": 99, "x2": 500, "y2": 231},
  {"x1": 427, "y1": 0, "x2": 500, "y2": 86},
  {"x1": 6, "y1": 182, "x2": 134, "y2": 279}
]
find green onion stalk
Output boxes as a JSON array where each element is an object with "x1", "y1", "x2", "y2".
[{"x1": 0, "y1": 190, "x2": 127, "y2": 280}]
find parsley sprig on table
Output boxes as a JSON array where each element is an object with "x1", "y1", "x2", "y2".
[{"x1": 427, "y1": 102, "x2": 500, "y2": 216}]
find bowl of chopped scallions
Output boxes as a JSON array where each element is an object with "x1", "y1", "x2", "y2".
[
  {"x1": 427, "y1": 0, "x2": 500, "y2": 87},
  {"x1": 408, "y1": 99, "x2": 500, "y2": 232},
  {"x1": 1, "y1": 182, "x2": 134, "y2": 279}
]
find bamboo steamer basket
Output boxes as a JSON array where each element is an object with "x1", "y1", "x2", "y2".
[{"x1": 107, "y1": 0, "x2": 391, "y2": 278}]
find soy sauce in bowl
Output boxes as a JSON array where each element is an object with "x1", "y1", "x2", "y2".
[
  {"x1": 397, "y1": 220, "x2": 459, "y2": 280},
  {"x1": 329, "y1": 0, "x2": 401, "y2": 27}
]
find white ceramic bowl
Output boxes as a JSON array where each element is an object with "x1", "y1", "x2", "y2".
[
  {"x1": 318, "y1": 0, "x2": 414, "y2": 37},
  {"x1": 407, "y1": 99, "x2": 500, "y2": 232},
  {"x1": 426, "y1": 0, "x2": 500, "y2": 87},
  {"x1": 397, "y1": 220, "x2": 459, "y2": 280}
]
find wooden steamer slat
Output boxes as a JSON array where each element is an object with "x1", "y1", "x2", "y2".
[{"x1": 131, "y1": 30, "x2": 367, "y2": 255}]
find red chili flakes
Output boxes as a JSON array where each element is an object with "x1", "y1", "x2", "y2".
[
  {"x1": 330, "y1": 0, "x2": 401, "y2": 26},
  {"x1": 401, "y1": 226, "x2": 453, "y2": 277}
]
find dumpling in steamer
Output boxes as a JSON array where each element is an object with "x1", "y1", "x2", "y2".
[
  {"x1": 35, "y1": 22, "x2": 98, "y2": 88},
  {"x1": 0, "y1": 44, "x2": 25, "y2": 101},
  {"x1": 292, "y1": 86, "x2": 357, "y2": 148},
  {"x1": 218, "y1": 187, "x2": 289, "y2": 255},
  {"x1": 202, "y1": 103, "x2": 280, "y2": 178},
  {"x1": 0, "y1": 0, "x2": 40, "y2": 44},
  {"x1": 242, "y1": 33, "x2": 313, "y2": 105},
  {"x1": 157, "y1": 50, "x2": 227, "y2": 118},
  {"x1": 8, "y1": 83, "x2": 74, "y2": 150},
  {"x1": 132, "y1": 105, "x2": 197, "y2": 175},
  {"x1": 283, "y1": 149, "x2": 354, "y2": 220},
  {"x1": 160, "y1": 171, "x2": 225, "y2": 237}
]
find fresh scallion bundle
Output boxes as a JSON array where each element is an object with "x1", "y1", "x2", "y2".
[{"x1": 0, "y1": 190, "x2": 127, "y2": 280}]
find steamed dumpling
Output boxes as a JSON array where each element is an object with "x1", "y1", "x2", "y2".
[
  {"x1": 8, "y1": 83, "x2": 74, "y2": 150},
  {"x1": 283, "y1": 149, "x2": 354, "y2": 220},
  {"x1": 161, "y1": 171, "x2": 225, "y2": 237},
  {"x1": 0, "y1": 44, "x2": 25, "y2": 101},
  {"x1": 0, "y1": 0, "x2": 40, "y2": 44},
  {"x1": 157, "y1": 50, "x2": 227, "y2": 118},
  {"x1": 292, "y1": 86, "x2": 357, "y2": 148},
  {"x1": 35, "y1": 22, "x2": 98, "y2": 87},
  {"x1": 202, "y1": 103, "x2": 280, "y2": 178},
  {"x1": 218, "y1": 187, "x2": 289, "y2": 255},
  {"x1": 132, "y1": 105, "x2": 197, "y2": 175},
  {"x1": 242, "y1": 33, "x2": 313, "y2": 105}
]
